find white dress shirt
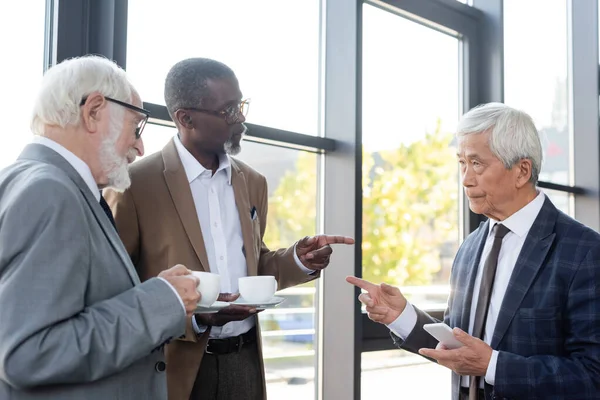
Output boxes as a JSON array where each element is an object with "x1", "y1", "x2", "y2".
[
  {"x1": 387, "y1": 191, "x2": 546, "y2": 387},
  {"x1": 173, "y1": 136, "x2": 311, "y2": 338},
  {"x1": 32, "y1": 136, "x2": 186, "y2": 316}
]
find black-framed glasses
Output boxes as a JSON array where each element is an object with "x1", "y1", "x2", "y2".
[
  {"x1": 80, "y1": 96, "x2": 150, "y2": 139},
  {"x1": 180, "y1": 98, "x2": 250, "y2": 125}
]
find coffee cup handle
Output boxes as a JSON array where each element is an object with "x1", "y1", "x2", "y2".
[{"x1": 273, "y1": 279, "x2": 277, "y2": 294}]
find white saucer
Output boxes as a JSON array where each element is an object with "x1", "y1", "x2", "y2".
[
  {"x1": 231, "y1": 296, "x2": 285, "y2": 309},
  {"x1": 194, "y1": 300, "x2": 230, "y2": 314}
]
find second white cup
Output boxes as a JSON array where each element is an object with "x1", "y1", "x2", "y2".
[
  {"x1": 191, "y1": 271, "x2": 221, "y2": 307},
  {"x1": 238, "y1": 276, "x2": 277, "y2": 304}
]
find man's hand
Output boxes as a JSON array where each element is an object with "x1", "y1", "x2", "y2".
[
  {"x1": 195, "y1": 293, "x2": 261, "y2": 327},
  {"x1": 418, "y1": 328, "x2": 493, "y2": 376},
  {"x1": 296, "y1": 235, "x2": 355, "y2": 271},
  {"x1": 158, "y1": 264, "x2": 200, "y2": 316},
  {"x1": 345, "y1": 276, "x2": 407, "y2": 325}
]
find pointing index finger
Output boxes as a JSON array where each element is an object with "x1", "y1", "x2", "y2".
[
  {"x1": 323, "y1": 235, "x2": 355, "y2": 245},
  {"x1": 346, "y1": 276, "x2": 378, "y2": 292}
]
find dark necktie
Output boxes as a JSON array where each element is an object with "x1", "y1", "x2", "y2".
[
  {"x1": 469, "y1": 223, "x2": 510, "y2": 400},
  {"x1": 99, "y1": 193, "x2": 116, "y2": 230}
]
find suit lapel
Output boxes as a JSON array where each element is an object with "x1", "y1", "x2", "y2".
[
  {"x1": 88, "y1": 190, "x2": 140, "y2": 285},
  {"x1": 162, "y1": 139, "x2": 210, "y2": 272},
  {"x1": 230, "y1": 160, "x2": 258, "y2": 277},
  {"x1": 490, "y1": 198, "x2": 557, "y2": 348},
  {"x1": 457, "y1": 221, "x2": 489, "y2": 331},
  {"x1": 19, "y1": 144, "x2": 140, "y2": 285}
]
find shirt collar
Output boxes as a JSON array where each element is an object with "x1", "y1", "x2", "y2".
[
  {"x1": 173, "y1": 135, "x2": 232, "y2": 185},
  {"x1": 32, "y1": 135, "x2": 100, "y2": 201},
  {"x1": 487, "y1": 190, "x2": 546, "y2": 238}
]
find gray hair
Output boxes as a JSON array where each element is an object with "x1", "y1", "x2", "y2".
[
  {"x1": 31, "y1": 55, "x2": 135, "y2": 136},
  {"x1": 164, "y1": 58, "x2": 236, "y2": 120},
  {"x1": 456, "y1": 102, "x2": 543, "y2": 184}
]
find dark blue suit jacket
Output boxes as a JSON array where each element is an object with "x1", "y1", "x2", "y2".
[{"x1": 394, "y1": 197, "x2": 600, "y2": 399}]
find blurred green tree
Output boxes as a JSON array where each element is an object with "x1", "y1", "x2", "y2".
[{"x1": 264, "y1": 122, "x2": 458, "y2": 286}]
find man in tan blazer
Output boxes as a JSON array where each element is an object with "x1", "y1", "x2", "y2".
[{"x1": 105, "y1": 57, "x2": 354, "y2": 400}]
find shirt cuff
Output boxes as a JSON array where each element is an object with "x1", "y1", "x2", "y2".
[
  {"x1": 157, "y1": 277, "x2": 186, "y2": 316},
  {"x1": 192, "y1": 316, "x2": 208, "y2": 334},
  {"x1": 293, "y1": 243, "x2": 316, "y2": 275},
  {"x1": 386, "y1": 302, "x2": 417, "y2": 339},
  {"x1": 485, "y1": 350, "x2": 499, "y2": 385}
]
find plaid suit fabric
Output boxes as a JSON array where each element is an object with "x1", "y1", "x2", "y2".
[{"x1": 395, "y1": 197, "x2": 600, "y2": 400}]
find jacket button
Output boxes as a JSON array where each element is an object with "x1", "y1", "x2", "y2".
[{"x1": 155, "y1": 361, "x2": 166, "y2": 372}]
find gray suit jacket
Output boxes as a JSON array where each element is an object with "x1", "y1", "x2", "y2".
[{"x1": 0, "y1": 144, "x2": 186, "y2": 399}]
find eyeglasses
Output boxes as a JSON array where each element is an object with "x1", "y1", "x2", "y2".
[
  {"x1": 180, "y1": 98, "x2": 250, "y2": 125},
  {"x1": 80, "y1": 96, "x2": 151, "y2": 139}
]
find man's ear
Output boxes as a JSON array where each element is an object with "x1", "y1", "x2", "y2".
[
  {"x1": 81, "y1": 92, "x2": 106, "y2": 134},
  {"x1": 515, "y1": 158, "x2": 533, "y2": 188},
  {"x1": 174, "y1": 110, "x2": 193, "y2": 129}
]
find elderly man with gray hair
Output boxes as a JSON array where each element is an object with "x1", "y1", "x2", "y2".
[
  {"x1": 348, "y1": 103, "x2": 600, "y2": 400},
  {"x1": 0, "y1": 55, "x2": 202, "y2": 400}
]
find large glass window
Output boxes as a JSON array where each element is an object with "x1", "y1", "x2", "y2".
[
  {"x1": 360, "y1": 4, "x2": 459, "y2": 395},
  {"x1": 136, "y1": 124, "x2": 319, "y2": 399},
  {"x1": 504, "y1": 0, "x2": 570, "y2": 190},
  {"x1": 0, "y1": 1, "x2": 46, "y2": 168},
  {"x1": 362, "y1": 3, "x2": 460, "y2": 311},
  {"x1": 238, "y1": 144, "x2": 318, "y2": 400},
  {"x1": 126, "y1": 0, "x2": 321, "y2": 136}
]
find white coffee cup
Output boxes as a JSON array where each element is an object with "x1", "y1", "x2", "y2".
[
  {"x1": 238, "y1": 276, "x2": 277, "y2": 304},
  {"x1": 191, "y1": 271, "x2": 221, "y2": 306}
]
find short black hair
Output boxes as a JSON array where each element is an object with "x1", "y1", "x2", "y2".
[{"x1": 164, "y1": 58, "x2": 236, "y2": 119}]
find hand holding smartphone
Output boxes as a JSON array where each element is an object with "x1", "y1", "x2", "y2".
[{"x1": 423, "y1": 323, "x2": 464, "y2": 349}]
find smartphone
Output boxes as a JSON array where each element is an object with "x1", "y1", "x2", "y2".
[{"x1": 423, "y1": 323, "x2": 464, "y2": 349}]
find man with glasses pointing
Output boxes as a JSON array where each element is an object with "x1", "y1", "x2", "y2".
[{"x1": 105, "y1": 58, "x2": 354, "y2": 400}]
